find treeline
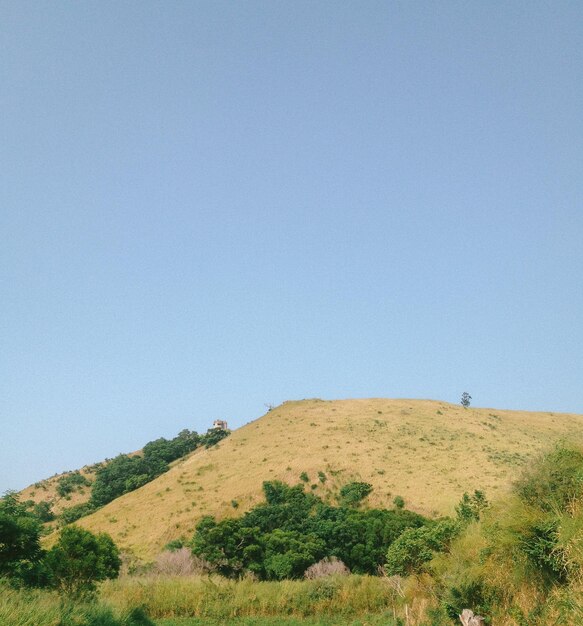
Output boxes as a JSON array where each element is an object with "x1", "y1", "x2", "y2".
[
  {"x1": 91, "y1": 427, "x2": 229, "y2": 508},
  {"x1": 25, "y1": 426, "x2": 230, "y2": 526},
  {"x1": 192, "y1": 480, "x2": 431, "y2": 579}
]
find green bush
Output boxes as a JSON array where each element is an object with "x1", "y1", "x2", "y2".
[
  {"x1": 60, "y1": 502, "x2": 95, "y2": 525},
  {"x1": 515, "y1": 445, "x2": 583, "y2": 512},
  {"x1": 385, "y1": 519, "x2": 459, "y2": 576},
  {"x1": 339, "y1": 482, "x2": 373, "y2": 507},
  {"x1": 393, "y1": 496, "x2": 405, "y2": 510},
  {"x1": 31, "y1": 500, "x2": 55, "y2": 522},
  {"x1": 455, "y1": 490, "x2": 488, "y2": 523},
  {"x1": 56, "y1": 472, "x2": 92, "y2": 498},
  {"x1": 429, "y1": 443, "x2": 583, "y2": 624},
  {"x1": 441, "y1": 579, "x2": 497, "y2": 623},
  {"x1": 45, "y1": 526, "x2": 121, "y2": 596},
  {"x1": 90, "y1": 455, "x2": 167, "y2": 508}
]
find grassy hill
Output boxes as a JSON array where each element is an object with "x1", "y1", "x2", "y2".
[
  {"x1": 20, "y1": 464, "x2": 98, "y2": 516},
  {"x1": 60, "y1": 398, "x2": 583, "y2": 560}
]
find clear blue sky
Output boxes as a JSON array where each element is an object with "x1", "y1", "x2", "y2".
[{"x1": 1, "y1": 2, "x2": 582, "y2": 493}]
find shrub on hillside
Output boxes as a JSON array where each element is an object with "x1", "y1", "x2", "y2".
[
  {"x1": 56, "y1": 471, "x2": 91, "y2": 498},
  {"x1": 59, "y1": 502, "x2": 95, "y2": 525},
  {"x1": 455, "y1": 490, "x2": 489, "y2": 523},
  {"x1": 143, "y1": 429, "x2": 201, "y2": 464},
  {"x1": 515, "y1": 445, "x2": 583, "y2": 512},
  {"x1": 31, "y1": 500, "x2": 55, "y2": 523},
  {"x1": 339, "y1": 482, "x2": 373, "y2": 507},
  {"x1": 201, "y1": 427, "x2": 230, "y2": 448}
]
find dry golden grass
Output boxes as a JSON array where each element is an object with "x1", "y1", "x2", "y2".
[
  {"x1": 20, "y1": 465, "x2": 97, "y2": 515},
  {"x1": 63, "y1": 398, "x2": 583, "y2": 560}
]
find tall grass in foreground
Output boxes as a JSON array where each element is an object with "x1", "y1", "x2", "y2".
[
  {"x1": 101, "y1": 574, "x2": 420, "y2": 622},
  {"x1": 0, "y1": 583, "x2": 153, "y2": 626}
]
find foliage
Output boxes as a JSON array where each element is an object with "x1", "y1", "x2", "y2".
[
  {"x1": 393, "y1": 495, "x2": 405, "y2": 510},
  {"x1": 192, "y1": 480, "x2": 428, "y2": 580},
  {"x1": 31, "y1": 500, "x2": 55, "y2": 522},
  {"x1": 45, "y1": 525, "x2": 121, "y2": 596},
  {"x1": 60, "y1": 502, "x2": 96, "y2": 525},
  {"x1": 460, "y1": 392, "x2": 472, "y2": 408},
  {"x1": 143, "y1": 429, "x2": 200, "y2": 464},
  {"x1": 89, "y1": 428, "x2": 229, "y2": 509},
  {"x1": 152, "y1": 547, "x2": 208, "y2": 576},
  {"x1": 430, "y1": 443, "x2": 583, "y2": 625},
  {"x1": 164, "y1": 538, "x2": 186, "y2": 551},
  {"x1": 0, "y1": 492, "x2": 44, "y2": 585},
  {"x1": 56, "y1": 471, "x2": 92, "y2": 498},
  {"x1": 339, "y1": 482, "x2": 373, "y2": 507},
  {"x1": 514, "y1": 444, "x2": 583, "y2": 512},
  {"x1": 90, "y1": 454, "x2": 167, "y2": 508},
  {"x1": 385, "y1": 519, "x2": 460, "y2": 576},
  {"x1": 202, "y1": 427, "x2": 230, "y2": 448},
  {"x1": 441, "y1": 579, "x2": 498, "y2": 623},
  {"x1": 455, "y1": 490, "x2": 489, "y2": 523}
]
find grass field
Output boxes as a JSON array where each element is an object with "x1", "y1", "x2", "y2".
[
  {"x1": 156, "y1": 617, "x2": 398, "y2": 625},
  {"x1": 101, "y1": 574, "x2": 406, "y2": 621}
]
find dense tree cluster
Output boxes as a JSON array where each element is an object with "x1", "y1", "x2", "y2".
[
  {"x1": 192, "y1": 480, "x2": 428, "y2": 580},
  {"x1": 0, "y1": 492, "x2": 120, "y2": 595},
  {"x1": 91, "y1": 427, "x2": 230, "y2": 508}
]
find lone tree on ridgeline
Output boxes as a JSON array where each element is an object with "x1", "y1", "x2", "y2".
[{"x1": 460, "y1": 392, "x2": 472, "y2": 408}]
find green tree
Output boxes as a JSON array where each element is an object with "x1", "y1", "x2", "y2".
[
  {"x1": 455, "y1": 490, "x2": 488, "y2": 523},
  {"x1": 192, "y1": 480, "x2": 428, "y2": 579},
  {"x1": 45, "y1": 526, "x2": 121, "y2": 596},
  {"x1": 31, "y1": 500, "x2": 55, "y2": 523},
  {"x1": 460, "y1": 392, "x2": 472, "y2": 408},
  {"x1": 385, "y1": 519, "x2": 459, "y2": 576},
  {"x1": 201, "y1": 427, "x2": 230, "y2": 448},
  {"x1": 0, "y1": 492, "x2": 44, "y2": 584}
]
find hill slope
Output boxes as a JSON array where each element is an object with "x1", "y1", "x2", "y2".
[{"x1": 71, "y1": 398, "x2": 583, "y2": 560}]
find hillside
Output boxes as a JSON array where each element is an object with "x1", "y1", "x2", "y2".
[
  {"x1": 65, "y1": 398, "x2": 583, "y2": 560},
  {"x1": 20, "y1": 464, "x2": 99, "y2": 516}
]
